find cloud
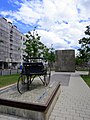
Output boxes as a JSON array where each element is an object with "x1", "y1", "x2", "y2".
[
  {"x1": 77, "y1": 0, "x2": 90, "y2": 20},
  {"x1": 8, "y1": 0, "x2": 20, "y2": 6},
  {"x1": 0, "y1": 0, "x2": 90, "y2": 54},
  {"x1": 37, "y1": 30, "x2": 70, "y2": 49}
]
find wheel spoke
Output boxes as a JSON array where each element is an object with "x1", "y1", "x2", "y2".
[{"x1": 17, "y1": 75, "x2": 27, "y2": 94}]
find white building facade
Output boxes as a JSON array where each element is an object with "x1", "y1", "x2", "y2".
[{"x1": 0, "y1": 17, "x2": 26, "y2": 69}]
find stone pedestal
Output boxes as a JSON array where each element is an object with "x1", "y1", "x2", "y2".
[
  {"x1": 0, "y1": 79, "x2": 61, "y2": 120},
  {"x1": 55, "y1": 50, "x2": 75, "y2": 72}
]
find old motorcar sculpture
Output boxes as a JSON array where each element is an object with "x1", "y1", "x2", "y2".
[{"x1": 17, "y1": 57, "x2": 51, "y2": 94}]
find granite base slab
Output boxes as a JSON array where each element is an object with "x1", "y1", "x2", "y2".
[{"x1": 0, "y1": 79, "x2": 61, "y2": 120}]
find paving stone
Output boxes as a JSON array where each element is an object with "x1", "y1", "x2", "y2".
[
  {"x1": 79, "y1": 114, "x2": 90, "y2": 119},
  {"x1": 0, "y1": 71, "x2": 90, "y2": 120},
  {"x1": 49, "y1": 71, "x2": 90, "y2": 120},
  {"x1": 73, "y1": 116, "x2": 84, "y2": 120},
  {"x1": 55, "y1": 116, "x2": 65, "y2": 120},
  {"x1": 84, "y1": 118, "x2": 90, "y2": 120}
]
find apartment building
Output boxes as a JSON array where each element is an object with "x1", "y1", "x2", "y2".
[{"x1": 0, "y1": 17, "x2": 26, "y2": 69}]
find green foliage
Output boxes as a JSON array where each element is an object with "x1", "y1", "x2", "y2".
[
  {"x1": 81, "y1": 75, "x2": 90, "y2": 87},
  {"x1": 75, "y1": 56, "x2": 85, "y2": 65},
  {"x1": 48, "y1": 47, "x2": 55, "y2": 62},
  {"x1": 85, "y1": 25, "x2": 90, "y2": 35},
  {"x1": 42, "y1": 44, "x2": 55, "y2": 62},
  {"x1": 0, "y1": 74, "x2": 19, "y2": 88},
  {"x1": 23, "y1": 29, "x2": 55, "y2": 62},
  {"x1": 23, "y1": 29, "x2": 44, "y2": 61},
  {"x1": 78, "y1": 25, "x2": 90, "y2": 64}
]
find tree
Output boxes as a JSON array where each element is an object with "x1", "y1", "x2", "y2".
[
  {"x1": 47, "y1": 45, "x2": 55, "y2": 69},
  {"x1": 48, "y1": 45, "x2": 55, "y2": 62},
  {"x1": 43, "y1": 45, "x2": 55, "y2": 62},
  {"x1": 78, "y1": 25, "x2": 90, "y2": 74},
  {"x1": 23, "y1": 29, "x2": 43, "y2": 61},
  {"x1": 23, "y1": 29, "x2": 55, "y2": 63}
]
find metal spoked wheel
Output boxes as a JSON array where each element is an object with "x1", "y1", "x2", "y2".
[{"x1": 17, "y1": 75, "x2": 28, "y2": 94}]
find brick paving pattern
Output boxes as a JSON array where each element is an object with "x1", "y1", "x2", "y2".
[
  {"x1": 49, "y1": 71, "x2": 90, "y2": 120},
  {"x1": 0, "y1": 71, "x2": 90, "y2": 120}
]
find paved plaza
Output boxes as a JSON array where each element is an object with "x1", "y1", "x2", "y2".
[{"x1": 0, "y1": 71, "x2": 90, "y2": 120}]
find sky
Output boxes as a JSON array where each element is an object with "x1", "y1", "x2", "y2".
[{"x1": 0, "y1": 0, "x2": 90, "y2": 54}]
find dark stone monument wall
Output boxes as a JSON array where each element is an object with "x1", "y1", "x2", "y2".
[{"x1": 55, "y1": 50, "x2": 75, "y2": 72}]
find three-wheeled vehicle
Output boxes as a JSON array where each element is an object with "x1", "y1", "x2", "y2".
[{"x1": 17, "y1": 57, "x2": 51, "y2": 94}]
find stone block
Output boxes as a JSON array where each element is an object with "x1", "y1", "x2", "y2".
[
  {"x1": 55, "y1": 50, "x2": 75, "y2": 72},
  {"x1": 0, "y1": 80, "x2": 61, "y2": 120}
]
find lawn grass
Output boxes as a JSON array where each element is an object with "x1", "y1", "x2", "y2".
[
  {"x1": 0, "y1": 74, "x2": 19, "y2": 88},
  {"x1": 81, "y1": 75, "x2": 90, "y2": 87}
]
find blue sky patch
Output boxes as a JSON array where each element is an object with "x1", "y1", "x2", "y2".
[
  {"x1": 0, "y1": 0, "x2": 19, "y2": 11},
  {"x1": 63, "y1": 21, "x2": 68, "y2": 24},
  {"x1": 77, "y1": 8, "x2": 81, "y2": 14},
  {"x1": 0, "y1": 0, "x2": 90, "y2": 53},
  {"x1": 79, "y1": 19, "x2": 90, "y2": 23},
  {"x1": 64, "y1": 39, "x2": 71, "y2": 44}
]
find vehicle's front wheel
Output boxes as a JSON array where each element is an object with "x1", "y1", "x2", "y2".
[{"x1": 17, "y1": 75, "x2": 27, "y2": 94}]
